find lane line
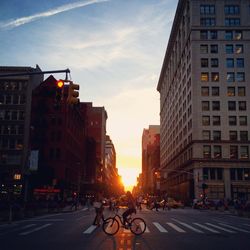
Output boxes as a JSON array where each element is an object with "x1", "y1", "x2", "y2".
[
  {"x1": 140, "y1": 222, "x2": 150, "y2": 233},
  {"x1": 172, "y1": 219, "x2": 203, "y2": 233},
  {"x1": 28, "y1": 219, "x2": 64, "y2": 222},
  {"x1": 205, "y1": 223, "x2": 236, "y2": 233},
  {"x1": 21, "y1": 224, "x2": 36, "y2": 230},
  {"x1": 219, "y1": 223, "x2": 250, "y2": 233},
  {"x1": 193, "y1": 223, "x2": 220, "y2": 233},
  {"x1": 153, "y1": 222, "x2": 168, "y2": 233},
  {"x1": 19, "y1": 224, "x2": 52, "y2": 236},
  {"x1": 83, "y1": 225, "x2": 97, "y2": 234},
  {"x1": 244, "y1": 224, "x2": 250, "y2": 227},
  {"x1": 166, "y1": 222, "x2": 186, "y2": 233}
]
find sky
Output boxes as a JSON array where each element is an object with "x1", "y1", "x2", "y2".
[{"x1": 0, "y1": 0, "x2": 177, "y2": 190}]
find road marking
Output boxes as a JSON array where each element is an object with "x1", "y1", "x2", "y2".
[
  {"x1": 219, "y1": 223, "x2": 250, "y2": 233},
  {"x1": 244, "y1": 224, "x2": 250, "y2": 227},
  {"x1": 76, "y1": 215, "x2": 90, "y2": 220},
  {"x1": 140, "y1": 222, "x2": 150, "y2": 233},
  {"x1": 166, "y1": 222, "x2": 186, "y2": 233},
  {"x1": 205, "y1": 223, "x2": 236, "y2": 233},
  {"x1": 19, "y1": 224, "x2": 52, "y2": 235},
  {"x1": 193, "y1": 223, "x2": 220, "y2": 233},
  {"x1": 83, "y1": 225, "x2": 97, "y2": 234},
  {"x1": 172, "y1": 219, "x2": 203, "y2": 233},
  {"x1": 153, "y1": 222, "x2": 168, "y2": 233},
  {"x1": 21, "y1": 224, "x2": 36, "y2": 230}
]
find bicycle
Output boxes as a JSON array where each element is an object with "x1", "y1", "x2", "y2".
[{"x1": 102, "y1": 206, "x2": 146, "y2": 235}]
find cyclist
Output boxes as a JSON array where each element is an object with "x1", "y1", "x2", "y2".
[{"x1": 122, "y1": 191, "x2": 136, "y2": 225}]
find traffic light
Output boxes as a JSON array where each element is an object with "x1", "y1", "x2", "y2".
[
  {"x1": 55, "y1": 79, "x2": 64, "y2": 103},
  {"x1": 67, "y1": 82, "x2": 79, "y2": 104}
]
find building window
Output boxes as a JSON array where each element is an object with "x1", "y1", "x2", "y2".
[
  {"x1": 225, "y1": 18, "x2": 240, "y2": 26},
  {"x1": 244, "y1": 169, "x2": 250, "y2": 181},
  {"x1": 203, "y1": 145, "x2": 211, "y2": 158},
  {"x1": 229, "y1": 131, "x2": 237, "y2": 141},
  {"x1": 227, "y1": 72, "x2": 235, "y2": 82},
  {"x1": 202, "y1": 116, "x2": 210, "y2": 126},
  {"x1": 201, "y1": 87, "x2": 209, "y2": 96},
  {"x1": 228, "y1": 101, "x2": 236, "y2": 111},
  {"x1": 203, "y1": 168, "x2": 209, "y2": 180},
  {"x1": 212, "y1": 101, "x2": 220, "y2": 111},
  {"x1": 201, "y1": 18, "x2": 216, "y2": 26},
  {"x1": 211, "y1": 72, "x2": 219, "y2": 82},
  {"x1": 201, "y1": 58, "x2": 209, "y2": 67},
  {"x1": 225, "y1": 5, "x2": 240, "y2": 15},
  {"x1": 211, "y1": 58, "x2": 218, "y2": 67},
  {"x1": 235, "y1": 30, "x2": 242, "y2": 40},
  {"x1": 236, "y1": 72, "x2": 245, "y2": 82},
  {"x1": 226, "y1": 58, "x2": 234, "y2": 68},
  {"x1": 239, "y1": 116, "x2": 247, "y2": 126},
  {"x1": 226, "y1": 45, "x2": 234, "y2": 54},
  {"x1": 239, "y1": 101, "x2": 246, "y2": 111},
  {"x1": 238, "y1": 87, "x2": 245, "y2": 96},
  {"x1": 236, "y1": 58, "x2": 244, "y2": 68},
  {"x1": 230, "y1": 169, "x2": 236, "y2": 180},
  {"x1": 213, "y1": 130, "x2": 221, "y2": 141},
  {"x1": 212, "y1": 87, "x2": 219, "y2": 96},
  {"x1": 202, "y1": 130, "x2": 210, "y2": 140},
  {"x1": 214, "y1": 145, "x2": 222, "y2": 159},
  {"x1": 200, "y1": 30, "x2": 208, "y2": 39},
  {"x1": 225, "y1": 31, "x2": 233, "y2": 40},
  {"x1": 237, "y1": 168, "x2": 243, "y2": 180},
  {"x1": 202, "y1": 101, "x2": 210, "y2": 111},
  {"x1": 200, "y1": 5, "x2": 215, "y2": 15},
  {"x1": 230, "y1": 145, "x2": 238, "y2": 159},
  {"x1": 235, "y1": 44, "x2": 243, "y2": 54},
  {"x1": 227, "y1": 87, "x2": 235, "y2": 96},
  {"x1": 213, "y1": 116, "x2": 220, "y2": 126},
  {"x1": 240, "y1": 131, "x2": 248, "y2": 141},
  {"x1": 200, "y1": 44, "x2": 208, "y2": 54},
  {"x1": 201, "y1": 72, "x2": 209, "y2": 81},
  {"x1": 210, "y1": 30, "x2": 217, "y2": 39},
  {"x1": 240, "y1": 146, "x2": 249, "y2": 159},
  {"x1": 229, "y1": 116, "x2": 237, "y2": 126},
  {"x1": 217, "y1": 168, "x2": 223, "y2": 180},
  {"x1": 210, "y1": 44, "x2": 218, "y2": 53},
  {"x1": 210, "y1": 168, "x2": 216, "y2": 180}
]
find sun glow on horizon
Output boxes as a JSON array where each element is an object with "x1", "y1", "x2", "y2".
[{"x1": 119, "y1": 167, "x2": 140, "y2": 191}]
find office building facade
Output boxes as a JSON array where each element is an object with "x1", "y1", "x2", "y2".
[{"x1": 157, "y1": 0, "x2": 250, "y2": 202}]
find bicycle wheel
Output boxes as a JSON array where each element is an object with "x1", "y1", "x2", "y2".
[
  {"x1": 130, "y1": 217, "x2": 146, "y2": 235},
  {"x1": 102, "y1": 217, "x2": 119, "y2": 235}
]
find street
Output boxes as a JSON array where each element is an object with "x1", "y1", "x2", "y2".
[{"x1": 1, "y1": 207, "x2": 250, "y2": 250}]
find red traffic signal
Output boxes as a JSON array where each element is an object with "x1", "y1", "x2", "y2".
[{"x1": 57, "y1": 80, "x2": 64, "y2": 88}]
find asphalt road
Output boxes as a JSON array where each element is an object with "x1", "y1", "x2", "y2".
[{"x1": 1, "y1": 206, "x2": 250, "y2": 250}]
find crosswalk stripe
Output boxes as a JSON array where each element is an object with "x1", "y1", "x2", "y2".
[
  {"x1": 193, "y1": 223, "x2": 219, "y2": 233},
  {"x1": 166, "y1": 222, "x2": 186, "y2": 233},
  {"x1": 153, "y1": 222, "x2": 168, "y2": 232},
  {"x1": 83, "y1": 225, "x2": 97, "y2": 234},
  {"x1": 205, "y1": 223, "x2": 236, "y2": 233},
  {"x1": 140, "y1": 222, "x2": 150, "y2": 233},
  {"x1": 219, "y1": 223, "x2": 250, "y2": 233},
  {"x1": 172, "y1": 219, "x2": 203, "y2": 233},
  {"x1": 21, "y1": 224, "x2": 36, "y2": 230},
  {"x1": 19, "y1": 224, "x2": 52, "y2": 235}
]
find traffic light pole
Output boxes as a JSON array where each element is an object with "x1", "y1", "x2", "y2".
[{"x1": 0, "y1": 68, "x2": 70, "y2": 78}]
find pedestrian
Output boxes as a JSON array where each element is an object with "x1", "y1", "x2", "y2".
[{"x1": 92, "y1": 192, "x2": 104, "y2": 226}]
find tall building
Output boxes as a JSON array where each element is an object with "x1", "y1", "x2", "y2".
[
  {"x1": 142, "y1": 125, "x2": 160, "y2": 194},
  {"x1": 30, "y1": 75, "x2": 85, "y2": 199},
  {"x1": 0, "y1": 65, "x2": 43, "y2": 196},
  {"x1": 157, "y1": 0, "x2": 250, "y2": 202},
  {"x1": 82, "y1": 103, "x2": 108, "y2": 185}
]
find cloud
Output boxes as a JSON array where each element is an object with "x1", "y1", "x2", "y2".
[{"x1": 0, "y1": 0, "x2": 110, "y2": 30}]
